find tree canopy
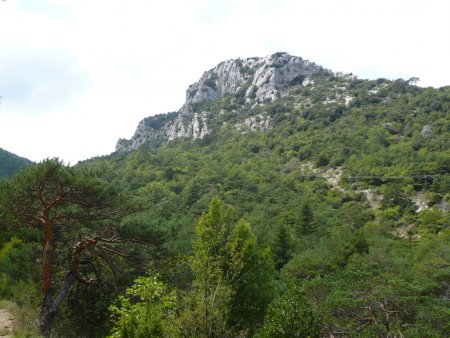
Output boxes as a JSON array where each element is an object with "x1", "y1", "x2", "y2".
[{"x1": 0, "y1": 159, "x2": 136, "y2": 337}]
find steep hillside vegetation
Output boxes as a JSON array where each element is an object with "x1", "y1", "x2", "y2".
[
  {"x1": 1, "y1": 54, "x2": 449, "y2": 337},
  {"x1": 82, "y1": 66, "x2": 449, "y2": 337},
  {"x1": 0, "y1": 148, "x2": 32, "y2": 178},
  {"x1": 93, "y1": 71, "x2": 449, "y2": 245}
]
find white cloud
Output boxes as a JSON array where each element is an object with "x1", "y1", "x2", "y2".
[{"x1": 0, "y1": 0, "x2": 448, "y2": 163}]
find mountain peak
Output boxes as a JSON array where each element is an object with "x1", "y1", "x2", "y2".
[
  {"x1": 184, "y1": 53, "x2": 331, "y2": 109},
  {"x1": 116, "y1": 53, "x2": 334, "y2": 153}
]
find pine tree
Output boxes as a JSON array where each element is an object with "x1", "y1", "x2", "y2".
[
  {"x1": 273, "y1": 224, "x2": 292, "y2": 270},
  {"x1": 298, "y1": 201, "x2": 316, "y2": 235},
  {"x1": 0, "y1": 159, "x2": 135, "y2": 337}
]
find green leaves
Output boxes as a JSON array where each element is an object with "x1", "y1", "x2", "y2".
[
  {"x1": 1, "y1": 158, "x2": 139, "y2": 337},
  {"x1": 182, "y1": 197, "x2": 274, "y2": 335},
  {"x1": 2, "y1": 72, "x2": 448, "y2": 336},
  {"x1": 108, "y1": 275, "x2": 177, "y2": 338},
  {"x1": 258, "y1": 286, "x2": 322, "y2": 338},
  {"x1": 0, "y1": 148, "x2": 32, "y2": 178}
]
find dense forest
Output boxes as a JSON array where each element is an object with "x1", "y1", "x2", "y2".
[
  {"x1": 0, "y1": 72, "x2": 449, "y2": 337},
  {"x1": 0, "y1": 148, "x2": 32, "y2": 178}
]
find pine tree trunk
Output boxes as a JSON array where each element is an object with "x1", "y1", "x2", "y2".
[
  {"x1": 40, "y1": 307, "x2": 56, "y2": 338},
  {"x1": 39, "y1": 271, "x2": 77, "y2": 337}
]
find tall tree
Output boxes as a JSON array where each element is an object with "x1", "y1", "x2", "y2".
[
  {"x1": 0, "y1": 159, "x2": 135, "y2": 337},
  {"x1": 179, "y1": 197, "x2": 274, "y2": 336},
  {"x1": 182, "y1": 197, "x2": 235, "y2": 337},
  {"x1": 298, "y1": 201, "x2": 316, "y2": 235},
  {"x1": 273, "y1": 224, "x2": 292, "y2": 270},
  {"x1": 226, "y1": 218, "x2": 274, "y2": 333}
]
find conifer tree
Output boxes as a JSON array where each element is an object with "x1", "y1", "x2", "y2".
[
  {"x1": 273, "y1": 224, "x2": 292, "y2": 270},
  {"x1": 0, "y1": 159, "x2": 134, "y2": 337},
  {"x1": 298, "y1": 201, "x2": 316, "y2": 235}
]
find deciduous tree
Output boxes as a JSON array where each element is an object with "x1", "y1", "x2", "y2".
[
  {"x1": 258, "y1": 286, "x2": 322, "y2": 338},
  {"x1": 179, "y1": 197, "x2": 274, "y2": 336}
]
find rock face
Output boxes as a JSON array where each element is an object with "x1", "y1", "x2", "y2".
[
  {"x1": 185, "y1": 52, "x2": 330, "y2": 105},
  {"x1": 116, "y1": 111, "x2": 209, "y2": 152},
  {"x1": 235, "y1": 114, "x2": 271, "y2": 133},
  {"x1": 116, "y1": 52, "x2": 332, "y2": 153},
  {"x1": 420, "y1": 125, "x2": 433, "y2": 137}
]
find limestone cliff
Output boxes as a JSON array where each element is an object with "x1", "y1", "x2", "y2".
[{"x1": 116, "y1": 52, "x2": 333, "y2": 153}]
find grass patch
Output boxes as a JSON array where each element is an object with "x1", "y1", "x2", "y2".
[{"x1": 0, "y1": 299, "x2": 41, "y2": 338}]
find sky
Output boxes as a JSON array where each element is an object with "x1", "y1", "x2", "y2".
[{"x1": 0, "y1": 0, "x2": 449, "y2": 164}]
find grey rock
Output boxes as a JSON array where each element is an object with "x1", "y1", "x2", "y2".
[
  {"x1": 167, "y1": 111, "x2": 209, "y2": 141},
  {"x1": 235, "y1": 114, "x2": 271, "y2": 133},
  {"x1": 115, "y1": 111, "x2": 209, "y2": 152},
  {"x1": 420, "y1": 125, "x2": 433, "y2": 137},
  {"x1": 116, "y1": 53, "x2": 332, "y2": 153},
  {"x1": 185, "y1": 52, "x2": 331, "y2": 106},
  {"x1": 436, "y1": 201, "x2": 449, "y2": 213}
]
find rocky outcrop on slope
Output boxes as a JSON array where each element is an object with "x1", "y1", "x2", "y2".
[
  {"x1": 116, "y1": 111, "x2": 210, "y2": 152},
  {"x1": 116, "y1": 53, "x2": 332, "y2": 153},
  {"x1": 185, "y1": 52, "x2": 330, "y2": 105}
]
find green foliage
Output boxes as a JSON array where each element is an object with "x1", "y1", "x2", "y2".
[
  {"x1": 0, "y1": 238, "x2": 23, "y2": 297},
  {"x1": 299, "y1": 228, "x2": 450, "y2": 337},
  {"x1": 273, "y1": 224, "x2": 292, "y2": 270},
  {"x1": 143, "y1": 112, "x2": 178, "y2": 130},
  {"x1": 257, "y1": 286, "x2": 322, "y2": 338},
  {"x1": 179, "y1": 198, "x2": 274, "y2": 336},
  {"x1": 0, "y1": 159, "x2": 140, "y2": 337},
  {"x1": 0, "y1": 148, "x2": 32, "y2": 178},
  {"x1": 108, "y1": 275, "x2": 177, "y2": 338},
  {"x1": 298, "y1": 201, "x2": 316, "y2": 235},
  {"x1": 2, "y1": 73, "x2": 449, "y2": 336},
  {"x1": 181, "y1": 197, "x2": 235, "y2": 336},
  {"x1": 226, "y1": 219, "x2": 275, "y2": 331}
]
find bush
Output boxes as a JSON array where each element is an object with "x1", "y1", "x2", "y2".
[{"x1": 257, "y1": 286, "x2": 322, "y2": 338}]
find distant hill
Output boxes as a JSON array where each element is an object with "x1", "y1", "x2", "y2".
[{"x1": 0, "y1": 148, "x2": 32, "y2": 177}]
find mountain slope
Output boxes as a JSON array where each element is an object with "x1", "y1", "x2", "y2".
[
  {"x1": 87, "y1": 55, "x2": 449, "y2": 245},
  {"x1": 79, "y1": 67, "x2": 449, "y2": 336},
  {"x1": 0, "y1": 148, "x2": 32, "y2": 178},
  {"x1": 4, "y1": 53, "x2": 449, "y2": 337},
  {"x1": 115, "y1": 52, "x2": 344, "y2": 152}
]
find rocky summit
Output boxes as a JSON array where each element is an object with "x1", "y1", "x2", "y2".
[{"x1": 115, "y1": 52, "x2": 337, "y2": 153}]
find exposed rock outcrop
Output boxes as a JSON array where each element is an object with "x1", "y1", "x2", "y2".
[
  {"x1": 235, "y1": 114, "x2": 271, "y2": 133},
  {"x1": 115, "y1": 111, "x2": 209, "y2": 152},
  {"x1": 420, "y1": 125, "x2": 433, "y2": 137},
  {"x1": 167, "y1": 112, "x2": 209, "y2": 141},
  {"x1": 116, "y1": 52, "x2": 332, "y2": 153},
  {"x1": 185, "y1": 52, "x2": 330, "y2": 106}
]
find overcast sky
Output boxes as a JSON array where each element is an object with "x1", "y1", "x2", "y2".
[{"x1": 0, "y1": 0, "x2": 449, "y2": 164}]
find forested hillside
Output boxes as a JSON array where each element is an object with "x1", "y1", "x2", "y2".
[
  {"x1": 0, "y1": 148, "x2": 32, "y2": 178},
  {"x1": 0, "y1": 59, "x2": 448, "y2": 337}
]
